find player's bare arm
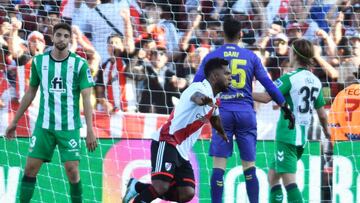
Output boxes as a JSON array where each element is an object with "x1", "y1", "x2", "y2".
[
  {"x1": 190, "y1": 91, "x2": 215, "y2": 107},
  {"x1": 316, "y1": 107, "x2": 331, "y2": 139},
  {"x1": 252, "y1": 92, "x2": 272, "y2": 103},
  {"x1": 252, "y1": 91, "x2": 295, "y2": 129},
  {"x1": 5, "y1": 85, "x2": 39, "y2": 139},
  {"x1": 210, "y1": 116, "x2": 229, "y2": 142},
  {"x1": 81, "y1": 87, "x2": 98, "y2": 152}
]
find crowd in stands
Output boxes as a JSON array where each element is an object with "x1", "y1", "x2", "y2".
[{"x1": 0, "y1": 0, "x2": 359, "y2": 115}]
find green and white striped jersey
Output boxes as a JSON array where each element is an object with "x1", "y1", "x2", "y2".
[
  {"x1": 29, "y1": 51, "x2": 95, "y2": 131},
  {"x1": 274, "y1": 68, "x2": 326, "y2": 146}
]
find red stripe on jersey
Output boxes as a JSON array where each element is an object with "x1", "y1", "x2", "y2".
[
  {"x1": 105, "y1": 58, "x2": 128, "y2": 111},
  {"x1": 117, "y1": 58, "x2": 128, "y2": 111},
  {"x1": 60, "y1": 0, "x2": 68, "y2": 15},
  {"x1": 183, "y1": 178, "x2": 196, "y2": 185},
  {"x1": 159, "y1": 99, "x2": 220, "y2": 146},
  {"x1": 151, "y1": 172, "x2": 174, "y2": 179}
]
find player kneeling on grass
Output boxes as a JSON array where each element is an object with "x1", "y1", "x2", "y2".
[
  {"x1": 122, "y1": 58, "x2": 231, "y2": 203},
  {"x1": 5, "y1": 23, "x2": 97, "y2": 203},
  {"x1": 253, "y1": 39, "x2": 331, "y2": 203}
]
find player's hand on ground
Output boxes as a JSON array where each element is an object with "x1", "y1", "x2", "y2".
[
  {"x1": 5, "y1": 122, "x2": 17, "y2": 140},
  {"x1": 86, "y1": 129, "x2": 98, "y2": 152},
  {"x1": 281, "y1": 104, "x2": 295, "y2": 129}
]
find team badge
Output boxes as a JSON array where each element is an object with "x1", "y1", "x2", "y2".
[
  {"x1": 164, "y1": 162, "x2": 173, "y2": 171},
  {"x1": 274, "y1": 79, "x2": 283, "y2": 87},
  {"x1": 87, "y1": 69, "x2": 94, "y2": 83}
]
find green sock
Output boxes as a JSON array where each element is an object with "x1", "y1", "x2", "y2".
[
  {"x1": 20, "y1": 175, "x2": 36, "y2": 203},
  {"x1": 286, "y1": 183, "x2": 303, "y2": 203},
  {"x1": 70, "y1": 180, "x2": 82, "y2": 203},
  {"x1": 270, "y1": 184, "x2": 283, "y2": 203}
]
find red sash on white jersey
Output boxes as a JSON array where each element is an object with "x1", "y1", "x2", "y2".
[{"x1": 159, "y1": 98, "x2": 220, "y2": 147}]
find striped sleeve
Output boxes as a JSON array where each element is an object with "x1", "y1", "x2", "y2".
[{"x1": 29, "y1": 57, "x2": 40, "y2": 87}]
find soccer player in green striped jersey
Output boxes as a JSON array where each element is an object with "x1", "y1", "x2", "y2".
[
  {"x1": 5, "y1": 23, "x2": 97, "y2": 203},
  {"x1": 253, "y1": 39, "x2": 331, "y2": 203}
]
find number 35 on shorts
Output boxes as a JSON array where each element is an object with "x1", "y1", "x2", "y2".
[{"x1": 231, "y1": 59, "x2": 247, "y2": 88}]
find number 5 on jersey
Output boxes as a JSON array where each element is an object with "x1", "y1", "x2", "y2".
[{"x1": 230, "y1": 59, "x2": 247, "y2": 88}]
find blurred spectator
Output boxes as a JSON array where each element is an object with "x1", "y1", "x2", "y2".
[
  {"x1": 179, "y1": 46, "x2": 209, "y2": 85},
  {"x1": 265, "y1": 33, "x2": 289, "y2": 80},
  {"x1": 142, "y1": 1, "x2": 180, "y2": 60},
  {"x1": 347, "y1": 29, "x2": 360, "y2": 68},
  {"x1": 69, "y1": 25, "x2": 100, "y2": 76},
  {"x1": 8, "y1": 16, "x2": 46, "y2": 99},
  {"x1": 86, "y1": 0, "x2": 129, "y2": 62},
  {"x1": 37, "y1": 4, "x2": 62, "y2": 45},
  {"x1": 138, "y1": 45, "x2": 185, "y2": 114},
  {"x1": 336, "y1": 37, "x2": 358, "y2": 85},
  {"x1": 72, "y1": 0, "x2": 100, "y2": 40},
  {"x1": 178, "y1": 5, "x2": 202, "y2": 53},
  {"x1": 286, "y1": 0, "x2": 319, "y2": 40},
  {"x1": 200, "y1": 18, "x2": 222, "y2": 49},
  {"x1": 95, "y1": 33, "x2": 138, "y2": 113}
]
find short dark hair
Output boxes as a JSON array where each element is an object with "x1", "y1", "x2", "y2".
[
  {"x1": 291, "y1": 39, "x2": 314, "y2": 67},
  {"x1": 223, "y1": 16, "x2": 242, "y2": 41},
  {"x1": 53, "y1": 23, "x2": 71, "y2": 36},
  {"x1": 204, "y1": 58, "x2": 229, "y2": 78}
]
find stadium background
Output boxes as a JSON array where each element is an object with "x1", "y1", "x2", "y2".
[{"x1": 0, "y1": 0, "x2": 359, "y2": 202}]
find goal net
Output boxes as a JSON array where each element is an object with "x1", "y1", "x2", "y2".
[{"x1": 0, "y1": 0, "x2": 359, "y2": 202}]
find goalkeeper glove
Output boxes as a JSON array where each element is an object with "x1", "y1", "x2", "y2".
[{"x1": 281, "y1": 103, "x2": 295, "y2": 129}]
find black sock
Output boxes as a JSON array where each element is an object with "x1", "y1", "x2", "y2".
[
  {"x1": 135, "y1": 182, "x2": 150, "y2": 193},
  {"x1": 133, "y1": 185, "x2": 159, "y2": 203}
]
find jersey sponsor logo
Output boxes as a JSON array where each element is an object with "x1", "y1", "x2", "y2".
[
  {"x1": 274, "y1": 79, "x2": 283, "y2": 87},
  {"x1": 43, "y1": 65, "x2": 48, "y2": 70},
  {"x1": 220, "y1": 92, "x2": 244, "y2": 100},
  {"x1": 164, "y1": 162, "x2": 172, "y2": 171},
  {"x1": 195, "y1": 113, "x2": 208, "y2": 123},
  {"x1": 86, "y1": 69, "x2": 94, "y2": 83},
  {"x1": 50, "y1": 77, "x2": 66, "y2": 93},
  {"x1": 68, "y1": 139, "x2": 78, "y2": 148},
  {"x1": 277, "y1": 150, "x2": 284, "y2": 161}
]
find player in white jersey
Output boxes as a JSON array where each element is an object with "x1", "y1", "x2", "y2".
[
  {"x1": 122, "y1": 58, "x2": 231, "y2": 203},
  {"x1": 253, "y1": 39, "x2": 330, "y2": 203},
  {"x1": 5, "y1": 23, "x2": 97, "y2": 203}
]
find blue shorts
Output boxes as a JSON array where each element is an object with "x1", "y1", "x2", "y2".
[{"x1": 209, "y1": 110, "x2": 257, "y2": 161}]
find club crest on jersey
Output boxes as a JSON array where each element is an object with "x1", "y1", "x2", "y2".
[
  {"x1": 86, "y1": 69, "x2": 94, "y2": 83},
  {"x1": 274, "y1": 79, "x2": 283, "y2": 87},
  {"x1": 50, "y1": 77, "x2": 66, "y2": 93},
  {"x1": 164, "y1": 162, "x2": 173, "y2": 171}
]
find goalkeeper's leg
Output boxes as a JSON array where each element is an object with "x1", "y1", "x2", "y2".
[
  {"x1": 20, "y1": 157, "x2": 43, "y2": 203},
  {"x1": 282, "y1": 173, "x2": 303, "y2": 203},
  {"x1": 64, "y1": 161, "x2": 82, "y2": 203}
]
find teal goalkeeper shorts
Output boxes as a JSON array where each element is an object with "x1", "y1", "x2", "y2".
[
  {"x1": 28, "y1": 126, "x2": 81, "y2": 162},
  {"x1": 270, "y1": 141, "x2": 304, "y2": 173}
]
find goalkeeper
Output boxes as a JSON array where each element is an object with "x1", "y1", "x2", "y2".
[
  {"x1": 253, "y1": 39, "x2": 330, "y2": 203},
  {"x1": 5, "y1": 23, "x2": 97, "y2": 203},
  {"x1": 193, "y1": 16, "x2": 294, "y2": 203}
]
